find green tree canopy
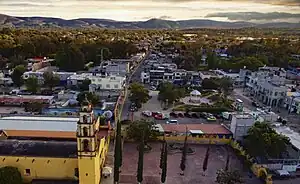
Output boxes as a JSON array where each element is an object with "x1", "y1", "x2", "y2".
[
  {"x1": 216, "y1": 169, "x2": 244, "y2": 184},
  {"x1": 244, "y1": 122, "x2": 290, "y2": 158},
  {"x1": 25, "y1": 76, "x2": 40, "y2": 94},
  {"x1": 55, "y1": 44, "x2": 85, "y2": 72},
  {"x1": 126, "y1": 120, "x2": 159, "y2": 144},
  {"x1": 79, "y1": 79, "x2": 91, "y2": 91},
  {"x1": 129, "y1": 83, "x2": 150, "y2": 108},
  {"x1": 158, "y1": 82, "x2": 185, "y2": 104},
  {"x1": 0, "y1": 166, "x2": 23, "y2": 184},
  {"x1": 43, "y1": 71, "x2": 60, "y2": 90},
  {"x1": 11, "y1": 65, "x2": 26, "y2": 87},
  {"x1": 76, "y1": 92, "x2": 100, "y2": 106}
]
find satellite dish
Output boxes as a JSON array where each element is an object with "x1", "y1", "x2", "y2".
[{"x1": 103, "y1": 110, "x2": 113, "y2": 119}]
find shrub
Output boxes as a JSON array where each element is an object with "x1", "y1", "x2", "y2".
[
  {"x1": 190, "y1": 107, "x2": 230, "y2": 113},
  {"x1": 0, "y1": 166, "x2": 22, "y2": 184}
]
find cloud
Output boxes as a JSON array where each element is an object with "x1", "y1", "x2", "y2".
[{"x1": 205, "y1": 12, "x2": 300, "y2": 21}]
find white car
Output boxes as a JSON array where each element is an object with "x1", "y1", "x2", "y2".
[
  {"x1": 142, "y1": 110, "x2": 152, "y2": 117},
  {"x1": 166, "y1": 119, "x2": 178, "y2": 124}
]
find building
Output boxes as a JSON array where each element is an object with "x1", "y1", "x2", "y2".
[
  {"x1": 286, "y1": 66, "x2": 300, "y2": 80},
  {"x1": 156, "y1": 124, "x2": 233, "y2": 144},
  {"x1": 67, "y1": 73, "x2": 126, "y2": 91},
  {"x1": 283, "y1": 92, "x2": 300, "y2": 114},
  {"x1": 0, "y1": 72, "x2": 13, "y2": 86},
  {"x1": 0, "y1": 103, "x2": 110, "y2": 184},
  {"x1": 23, "y1": 71, "x2": 75, "y2": 85},
  {"x1": 0, "y1": 95, "x2": 55, "y2": 106},
  {"x1": 245, "y1": 67, "x2": 287, "y2": 107},
  {"x1": 199, "y1": 71, "x2": 219, "y2": 80},
  {"x1": 230, "y1": 113, "x2": 255, "y2": 141}
]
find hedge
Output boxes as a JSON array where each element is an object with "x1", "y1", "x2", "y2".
[{"x1": 0, "y1": 166, "x2": 23, "y2": 184}]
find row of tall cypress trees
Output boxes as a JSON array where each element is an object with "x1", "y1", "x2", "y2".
[{"x1": 113, "y1": 123, "x2": 230, "y2": 184}]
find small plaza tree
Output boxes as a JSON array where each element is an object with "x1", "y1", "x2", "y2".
[{"x1": 0, "y1": 166, "x2": 23, "y2": 184}]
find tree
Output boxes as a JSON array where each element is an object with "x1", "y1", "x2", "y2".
[
  {"x1": 126, "y1": 120, "x2": 158, "y2": 145},
  {"x1": 201, "y1": 78, "x2": 220, "y2": 90},
  {"x1": 137, "y1": 130, "x2": 145, "y2": 184},
  {"x1": 160, "y1": 140, "x2": 166, "y2": 169},
  {"x1": 216, "y1": 169, "x2": 244, "y2": 184},
  {"x1": 207, "y1": 52, "x2": 218, "y2": 69},
  {"x1": 55, "y1": 44, "x2": 85, "y2": 72},
  {"x1": 219, "y1": 77, "x2": 233, "y2": 98},
  {"x1": 0, "y1": 166, "x2": 23, "y2": 184},
  {"x1": 25, "y1": 76, "x2": 40, "y2": 94},
  {"x1": 77, "y1": 92, "x2": 100, "y2": 106},
  {"x1": 129, "y1": 83, "x2": 150, "y2": 108},
  {"x1": 202, "y1": 145, "x2": 210, "y2": 173},
  {"x1": 11, "y1": 65, "x2": 26, "y2": 87},
  {"x1": 114, "y1": 121, "x2": 121, "y2": 183},
  {"x1": 79, "y1": 79, "x2": 91, "y2": 91},
  {"x1": 244, "y1": 122, "x2": 290, "y2": 158},
  {"x1": 180, "y1": 128, "x2": 188, "y2": 175},
  {"x1": 158, "y1": 82, "x2": 185, "y2": 106},
  {"x1": 43, "y1": 71, "x2": 60, "y2": 90},
  {"x1": 161, "y1": 142, "x2": 168, "y2": 184}
]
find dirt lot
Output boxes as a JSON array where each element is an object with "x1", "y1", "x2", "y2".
[{"x1": 120, "y1": 142, "x2": 261, "y2": 184}]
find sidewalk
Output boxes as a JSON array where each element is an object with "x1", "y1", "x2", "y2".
[{"x1": 100, "y1": 143, "x2": 114, "y2": 184}]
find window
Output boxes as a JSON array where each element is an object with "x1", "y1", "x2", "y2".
[
  {"x1": 25, "y1": 169, "x2": 31, "y2": 175},
  {"x1": 83, "y1": 140, "x2": 89, "y2": 151},
  {"x1": 74, "y1": 168, "x2": 79, "y2": 177},
  {"x1": 83, "y1": 127, "x2": 88, "y2": 137},
  {"x1": 274, "y1": 92, "x2": 278, "y2": 96},
  {"x1": 82, "y1": 115, "x2": 87, "y2": 123},
  {"x1": 106, "y1": 84, "x2": 110, "y2": 89},
  {"x1": 114, "y1": 84, "x2": 119, "y2": 89}
]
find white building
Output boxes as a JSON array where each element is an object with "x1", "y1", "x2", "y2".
[
  {"x1": 230, "y1": 113, "x2": 255, "y2": 141},
  {"x1": 284, "y1": 92, "x2": 300, "y2": 114},
  {"x1": 67, "y1": 73, "x2": 125, "y2": 91},
  {"x1": 23, "y1": 71, "x2": 75, "y2": 85},
  {"x1": 0, "y1": 73, "x2": 13, "y2": 86},
  {"x1": 245, "y1": 67, "x2": 287, "y2": 107}
]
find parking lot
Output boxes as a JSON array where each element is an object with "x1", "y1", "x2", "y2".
[{"x1": 132, "y1": 90, "x2": 224, "y2": 124}]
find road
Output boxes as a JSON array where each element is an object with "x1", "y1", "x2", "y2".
[{"x1": 120, "y1": 51, "x2": 150, "y2": 121}]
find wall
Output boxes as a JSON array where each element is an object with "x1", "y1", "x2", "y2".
[
  {"x1": 157, "y1": 134, "x2": 232, "y2": 144},
  {"x1": 0, "y1": 156, "x2": 78, "y2": 183}
]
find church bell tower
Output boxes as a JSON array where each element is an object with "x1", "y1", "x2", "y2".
[{"x1": 77, "y1": 101, "x2": 101, "y2": 184}]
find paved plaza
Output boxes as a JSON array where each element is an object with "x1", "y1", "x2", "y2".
[{"x1": 120, "y1": 143, "x2": 261, "y2": 184}]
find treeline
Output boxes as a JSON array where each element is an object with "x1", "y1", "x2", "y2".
[{"x1": 0, "y1": 28, "x2": 142, "y2": 71}]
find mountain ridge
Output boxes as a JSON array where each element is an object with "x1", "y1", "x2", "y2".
[{"x1": 0, "y1": 14, "x2": 299, "y2": 29}]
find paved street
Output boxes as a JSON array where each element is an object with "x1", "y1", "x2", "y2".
[{"x1": 120, "y1": 51, "x2": 150, "y2": 121}]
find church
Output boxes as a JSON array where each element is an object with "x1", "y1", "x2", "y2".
[{"x1": 0, "y1": 102, "x2": 110, "y2": 184}]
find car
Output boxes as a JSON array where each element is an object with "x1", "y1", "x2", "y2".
[
  {"x1": 177, "y1": 113, "x2": 184, "y2": 118},
  {"x1": 150, "y1": 86, "x2": 156, "y2": 90},
  {"x1": 166, "y1": 119, "x2": 178, "y2": 124},
  {"x1": 184, "y1": 112, "x2": 192, "y2": 118},
  {"x1": 252, "y1": 101, "x2": 260, "y2": 107},
  {"x1": 152, "y1": 111, "x2": 161, "y2": 117},
  {"x1": 191, "y1": 113, "x2": 199, "y2": 118},
  {"x1": 142, "y1": 111, "x2": 152, "y2": 117},
  {"x1": 207, "y1": 115, "x2": 217, "y2": 121},
  {"x1": 170, "y1": 112, "x2": 178, "y2": 118}
]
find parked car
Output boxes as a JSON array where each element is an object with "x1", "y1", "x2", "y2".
[
  {"x1": 170, "y1": 112, "x2": 178, "y2": 118},
  {"x1": 191, "y1": 113, "x2": 199, "y2": 118},
  {"x1": 177, "y1": 113, "x2": 184, "y2": 118},
  {"x1": 166, "y1": 119, "x2": 178, "y2": 124},
  {"x1": 199, "y1": 112, "x2": 208, "y2": 118},
  {"x1": 142, "y1": 111, "x2": 152, "y2": 117},
  {"x1": 206, "y1": 114, "x2": 216, "y2": 121},
  {"x1": 184, "y1": 112, "x2": 192, "y2": 118},
  {"x1": 252, "y1": 101, "x2": 260, "y2": 108}
]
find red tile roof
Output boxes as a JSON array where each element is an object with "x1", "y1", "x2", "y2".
[
  {"x1": 4, "y1": 130, "x2": 76, "y2": 139},
  {"x1": 161, "y1": 124, "x2": 232, "y2": 135}
]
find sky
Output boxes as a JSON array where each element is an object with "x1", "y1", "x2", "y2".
[{"x1": 0, "y1": 0, "x2": 300, "y2": 22}]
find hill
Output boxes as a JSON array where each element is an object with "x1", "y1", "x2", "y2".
[{"x1": 0, "y1": 14, "x2": 299, "y2": 29}]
